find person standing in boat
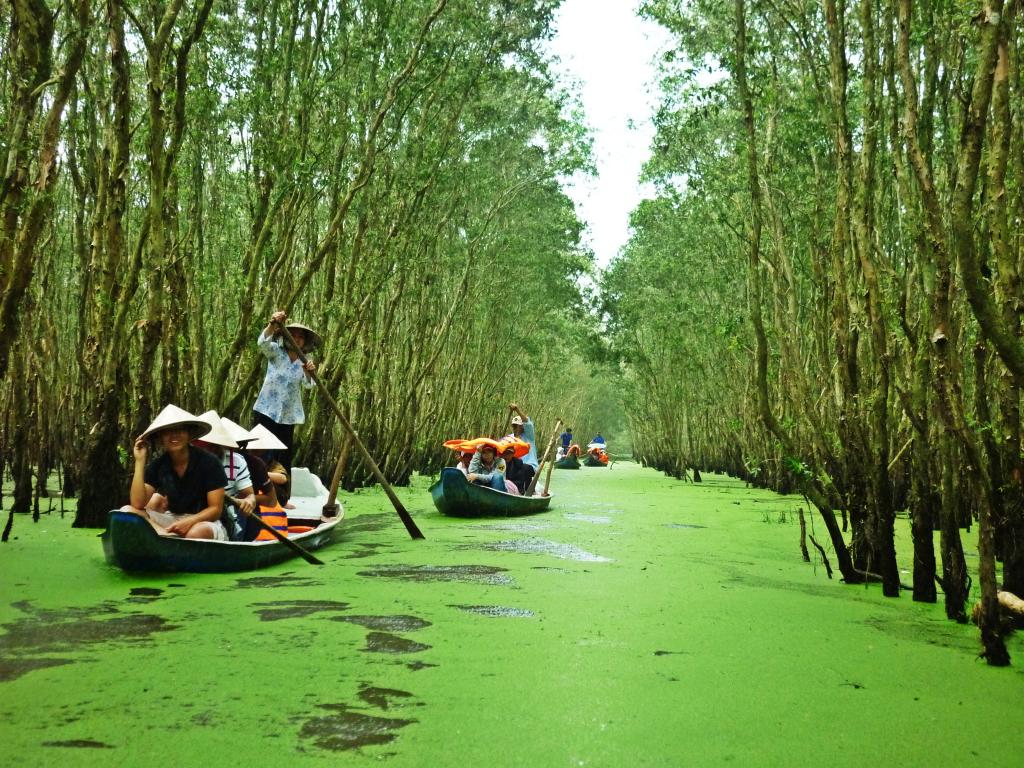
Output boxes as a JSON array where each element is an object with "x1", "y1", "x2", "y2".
[
  {"x1": 125, "y1": 405, "x2": 228, "y2": 540},
  {"x1": 253, "y1": 310, "x2": 320, "y2": 476},
  {"x1": 505, "y1": 404, "x2": 538, "y2": 488},
  {"x1": 560, "y1": 426, "x2": 573, "y2": 457},
  {"x1": 467, "y1": 440, "x2": 507, "y2": 491}
]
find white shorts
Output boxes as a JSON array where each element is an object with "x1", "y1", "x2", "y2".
[{"x1": 146, "y1": 510, "x2": 228, "y2": 541}]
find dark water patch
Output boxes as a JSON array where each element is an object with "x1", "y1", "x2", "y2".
[
  {"x1": 357, "y1": 564, "x2": 512, "y2": 585},
  {"x1": 235, "y1": 575, "x2": 319, "y2": 589},
  {"x1": 530, "y1": 566, "x2": 573, "y2": 573},
  {"x1": 343, "y1": 543, "x2": 390, "y2": 560},
  {"x1": 654, "y1": 650, "x2": 690, "y2": 656},
  {"x1": 363, "y1": 632, "x2": 431, "y2": 655},
  {"x1": 469, "y1": 538, "x2": 611, "y2": 563},
  {"x1": 0, "y1": 657, "x2": 74, "y2": 682},
  {"x1": 42, "y1": 740, "x2": 114, "y2": 749},
  {"x1": 358, "y1": 685, "x2": 414, "y2": 710},
  {"x1": 405, "y1": 661, "x2": 438, "y2": 671},
  {"x1": 449, "y1": 605, "x2": 535, "y2": 618},
  {"x1": 299, "y1": 704, "x2": 415, "y2": 751},
  {"x1": 167, "y1": 583, "x2": 187, "y2": 588},
  {"x1": 665, "y1": 523, "x2": 707, "y2": 529},
  {"x1": 251, "y1": 600, "x2": 350, "y2": 621},
  {"x1": 129, "y1": 587, "x2": 164, "y2": 597},
  {"x1": 332, "y1": 615, "x2": 431, "y2": 632},
  {"x1": 1, "y1": 601, "x2": 177, "y2": 668},
  {"x1": 343, "y1": 514, "x2": 396, "y2": 534}
]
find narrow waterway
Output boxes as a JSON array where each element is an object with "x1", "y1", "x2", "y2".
[{"x1": 1, "y1": 463, "x2": 1022, "y2": 766}]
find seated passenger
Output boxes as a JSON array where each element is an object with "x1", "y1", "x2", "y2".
[
  {"x1": 501, "y1": 439, "x2": 534, "y2": 495},
  {"x1": 246, "y1": 424, "x2": 291, "y2": 506},
  {"x1": 124, "y1": 404, "x2": 228, "y2": 540},
  {"x1": 567, "y1": 443, "x2": 581, "y2": 458},
  {"x1": 194, "y1": 410, "x2": 257, "y2": 540},
  {"x1": 222, "y1": 417, "x2": 279, "y2": 541},
  {"x1": 467, "y1": 439, "x2": 506, "y2": 491}
]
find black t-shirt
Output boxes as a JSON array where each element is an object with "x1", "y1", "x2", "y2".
[
  {"x1": 240, "y1": 450, "x2": 271, "y2": 495},
  {"x1": 144, "y1": 447, "x2": 227, "y2": 515}
]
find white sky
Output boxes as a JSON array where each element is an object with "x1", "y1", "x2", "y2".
[{"x1": 544, "y1": 0, "x2": 674, "y2": 268}]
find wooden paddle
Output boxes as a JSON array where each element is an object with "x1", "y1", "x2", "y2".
[
  {"x1": 234, "y1": 502, "x2": 324, "y2": 566},
  {"x1": 274, "y1": 322, "x2": 425, "y2": 540},
  {"x1": 526, "y1": 418, "x2": 562, "y2": 497}
]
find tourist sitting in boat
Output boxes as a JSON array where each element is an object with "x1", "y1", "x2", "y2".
[
  {"x1": 467, "y1": 439, "x2": 507, "y2": 491},
  {"x1": 194, "y1": 410, "x2": 259, "y2": 540},
  {"x1": 587, "y1": 442, "x2": 610, "y2": 464},
  {"x1": 221, "y1": 417, "x2": 281, "y2": 541},
  {"x1": 246, "y1": 424, "x2": 291, "y2": 506},
  {"x1": 124, "y1": 404, "x2": 228, "y2": 540},
  {"x1": 566, "y1": 443, "x2": 582, "y2": 457},
  {"x1": 501, "y1": 439, "x2": 533, "y2": 495},
  {"x1": 505, "y1": 404, "x2": 538, "y2": 473},
  {"x1": 456, "y1": 448, "x2": 474, "y2": 477}
]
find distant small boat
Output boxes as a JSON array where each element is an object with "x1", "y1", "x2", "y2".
[
  {"x1": 583, "y1": 454, "x2": 608, "y2": 467},
  {"x1": 429, "y1": 468, "x2": 552, "y2": 517},
  {"x1": 102, "y1": 510, "x2": 341, "y2": 573},
  {"x1": 554, "y1": 455, "x2": 580, "y2": 469}
]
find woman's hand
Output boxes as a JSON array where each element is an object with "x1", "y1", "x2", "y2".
[
  {"x1": 132, "y1": 437, "x2": 148, "y2": 463},
  {"x1": 303, "y1": 360, "x2": 316, "y2": 375},
  {"x1": 467, "y1": 473, "x2": 477, "y2": 482},
  {"x1": 271, "y1": 310, "x2": 287, "y2": 325}
]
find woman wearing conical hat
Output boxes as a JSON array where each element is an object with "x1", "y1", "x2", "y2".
[
  {"x1": 252, "y1": 309, "x2": 320, "y2": 476},
  {"x1": 125, "y1": 405, "x2": 229, "y2": 540}
]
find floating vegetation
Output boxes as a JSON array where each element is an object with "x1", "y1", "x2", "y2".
[
  {"x1": 362, "y1": 632, "x2": 431, "y2": 655},
  {"x1": 299, "y1": 704, "x2": 416, "y2": 751}
]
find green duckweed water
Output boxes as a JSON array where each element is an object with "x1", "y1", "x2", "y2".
[{"x1": 1, "y1": 462, "x2": 1022, "y2": 766}]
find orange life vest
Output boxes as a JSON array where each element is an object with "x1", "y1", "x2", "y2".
[{"x1": 255, "y1": 503, "x2": 289, "y2": 541}]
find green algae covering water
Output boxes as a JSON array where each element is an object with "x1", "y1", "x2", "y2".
[{"x1": 2, "y1": 463, "x2": 1023, "y2": 766}]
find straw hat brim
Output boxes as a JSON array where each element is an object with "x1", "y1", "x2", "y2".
[
  {"x1": 194, "y1": 410, "x2": 239, "y2": 449},
  {"x1": 220, "y1": 415, "x2": 257, "y2": 445},
  {"x1": 246, "y1": 424, "x2": 288, "y2": 451},
  {"x1": 140, "y1": 405, "x2": 211, "y2": 442}
]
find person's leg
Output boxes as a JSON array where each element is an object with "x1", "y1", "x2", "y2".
[{"x1": 487, "y1": 474, "x2": 505, "y2": 491}]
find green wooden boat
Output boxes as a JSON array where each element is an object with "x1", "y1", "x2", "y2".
[
  {"x1": 554, "y1": 454, "x2": 580, "y2": 469},
  {"x1": 101, "y1": 510, "x2": 343, "y2": 573},
  {"x1": 429, "y1": 468, "x2": 552, "y2": 517},
  {"x1": 583, "y1": 454, "x2": 608, "y2": 467}
]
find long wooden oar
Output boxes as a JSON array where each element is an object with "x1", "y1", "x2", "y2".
[
  {"x1": 274, "y1": 322, "x2": 425, "y2": 539},
  {"x1": 235, "y1": 503, "x2": 324, "y2": 565},
  {"x1": 526, "y1": 418, "x2": 562, "y2": 497}
]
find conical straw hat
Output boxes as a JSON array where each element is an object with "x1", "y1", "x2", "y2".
[
  {"x1": 220, "y1": 416, "x2": 257, "y2": 446},
  {"x1": 246, "y1": 423, "x2": 288, "y2": 451},
  {"x1": 140, "y1": 404, "x2": 211, "y2": 442},
  {"x1": 193, "y1": 410, "x2": 239, "y2": 449},
  {"x1": 279, "y1": 321, "x2": 321, "y2": 352}
]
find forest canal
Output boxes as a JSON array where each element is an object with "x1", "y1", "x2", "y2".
[{"x1": 2, "y1": 463, "x2": 1022, "y2": 767}]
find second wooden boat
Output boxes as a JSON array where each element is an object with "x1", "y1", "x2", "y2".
[
  {"x1": 554, "y1": 455, "x2": 580, "y2": 469},
  {"x1": 429, "y1": 468, "x2": 552, "y2": 517}
]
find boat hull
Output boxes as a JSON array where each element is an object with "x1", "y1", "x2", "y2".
[
  {"x1": 429, "y1": 468, "x2": 552, "y2": 517},
  {"x1": 101, "y1": 510, "x2": 342, "y2": 573},
  {"x1": 554, "y1": 455, "x2": 580, "y2": 470},
  {"x1": 583, "y1": 455, "x2": 607, "y2": 467}
]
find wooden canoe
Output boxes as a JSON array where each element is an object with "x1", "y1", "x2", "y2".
[
  {"x1": 101, "y1": 509, "x2": 343, "y2": 573},
  {"x1": 429, "y1": 468, "x2": 552, "y2": 517},
  {"x1": 554, "y1": 455, "x2": 580, "y2": 469},
  {"x1": 583, "y1": 455, "x2": 608, "y2": 467}
]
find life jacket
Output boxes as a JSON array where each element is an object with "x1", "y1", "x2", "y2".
[{"x1": 255, "y1": 503, "x2": 289, "y2": 541}]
